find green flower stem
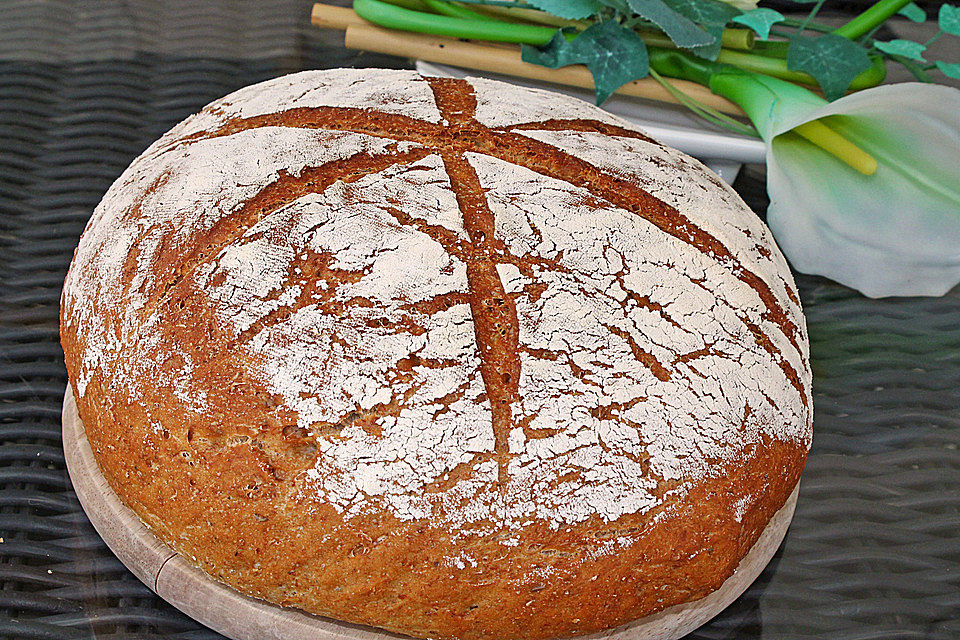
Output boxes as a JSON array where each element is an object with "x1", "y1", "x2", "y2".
[
  {"x1": 353, "y1": 0, "x2": 556, "y2": 44},
  {"x1": 648, "y1": 68, "x2": 759, "y2": 137},
  {"x1": 362, "y1": 0, "x2": 768, "y2": 60},
  {"x1": 833, "y1": 0, "x2": 914, "y2": 40},
  {"x1": 797, "y1": 0, "x2": 828, "y2": 33},
  {"x1": 890, "y1": 54, "x2": 934, "y2": 82},
  {"x1": 634, "y1": 29, "x2": 753, "y2": 52},
  {"x1": 860, "y1": 24, "x2": 884, "y2": 43},
  {"x1": 717, "y1": 48, "x2": 886, "y2": 90},
  {"x1": 648, "y1": 48, "x2": 878, "y2": 175},
  {"x1": 648, "y1": 48, "x2": 726, "y2": 86},
  {"x1": 464, "y1": 4, "x2": 586, "y2": 28},
  {"x1": 721, "y1": 29, "x2": 755, "y2": 51},
  {"x1": 733, "y1": 37, "x2": 889, "y2": 92},
  {"x1": 422, "y1": 0, "x2": 497, "y2": 21},
  {"x1": 462, "y1": 5, "x2": 756, "y2": 51},
  {"x1": 380, "y1": 0, "x2": 433, "y2": 11},
  {"x1": 752, "y1": 39, "x2": 788, "y2": 57},
  {"x1": 448, "y1": 0, "x2": 534, "y2": 7},
  {"x1": 718, "y1": 49, "x2": 805, "y2": 80},
  {"x1": 469, "y1": 3, "x2": 580, "y2": 31},
  {"x1": 779, "y1": 18, "x2": 834, "y2": 34}
]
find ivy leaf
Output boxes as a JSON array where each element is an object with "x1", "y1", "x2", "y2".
[
  {"x1": 874, "y1": 38, "x2": 927, "y2": 61},
  {"x1": 663, "y1": 0, "x2": 741, "y2": 60},
  {"x1": 525, "y1": 0, "x2": 603, "y2": 20},
  {"x1": 626, "y1": 0, "x2": 714, "y2": 48},
  {"x1": 522, "y1": 21, "x2": 650, "y2": 104},
  {"x1": 939, "y1": 4, "x2": 960, "y2": 36},
  {"x1": 935, "y1": 60, "x2": 960, "y2": 79},
  {"x1": 522, "y1": 31, "x2": 582, "y2": 68},
  {"x1": 732, "y1": 8, "x2": 785, "y2": 40},
  {"x1": 897, "y1": 2, "x2": 926, "y2": 23},
  {"x1": 787, "y1": 34, "x2": 872, "y2": 101},
  {"x1": 596, "y1": 0, "x2": 631, "y2": 12}
]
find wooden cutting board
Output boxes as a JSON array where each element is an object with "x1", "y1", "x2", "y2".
[{"x1": 61, "y1": 388, "x2": 797, "y2": 640}]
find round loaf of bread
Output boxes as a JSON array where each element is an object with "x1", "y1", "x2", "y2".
[{"x1": 61, "y1": 69, "x2": 812, "y2": 640}]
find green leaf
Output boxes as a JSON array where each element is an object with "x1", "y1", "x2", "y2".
[
  {"x1": 522, "y1": 31, "x2": 580, "y2": 67},
  {"x1": 662, "y1": 0, "x2": 741, "y2": 60},
  {"x1": 939, "y1": 4, "x2": 960, "y2": 36},
  {"x1": 626, "y1": 0, "x2": 714, "y2": 48},
  {"x1": 897, "y1": 2, "x2": 926, "y2": 23},
  {"x1": 787, "y1": 34, "x2": 872, "y2": 101},
  {"x1": 731, "y1": 8, "x2": 785, "y2": 40},
  {"x1": 935, "y1": 60, "x2": 960, "y2": 79},
  {"x1": 596, "y1": 0, "x2": 630, "y2": 12},
  {"x1": 522, "y1": 21, "x2": 650, "y2": 104},
  {"x1": 525, "y1": 0, "x2": 603, "y2": 20},
  {"x1": 661, "y1": 0, "x2": 740, "y2": 33},
  {"x1": 874, "y1": 38, "x2": 927, "y2": 61}
]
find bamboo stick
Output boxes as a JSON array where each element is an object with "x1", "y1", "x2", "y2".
[
  {"x1": 311, "y1": 3, "x2": 366, "y2": 30},
  {"x1": 311, "y1": 3, "x2": 745, "y2": 115}
]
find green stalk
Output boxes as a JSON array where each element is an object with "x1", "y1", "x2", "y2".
[
  {"x1": 466, "y1": 4, "x2": 587, "y2": 28},
  {"x1": 648, "y1": 69, "x2": 759, "y2": 137},
  {"x1": 741, "y1": 38, "x2": 888, "y2": 93},
  {"x1": 640, "y1": 27, "x2": 755, "y2": 50},
  {"x1": 833, "y1": 0, "x2": 914, "y2": 40},
  {"x1": 448, "y1": 0, "x2": 534, "y2": 7},
  {"x1": 648, "y1": 48, "x2": 878, "y2": 175},
  {"x1": 859, "y1": 24, "x2": 885, "y2": 43},
  {"x1": 721, "y1": 29, "x2": 755, "y2": 51},
  {"x1": 423, "y1": 0, "x2": 497, "y2": 21},
  {"x1": 797, "y1": 0, "x2": 828, "y2": 33},
  {"x1": 353, "y1": 0, "x2": 556, "y2": 44},
  {"x1": 380, "y1": 0, "x2": 433, "y2": 11},
  {"x1": 890, "y1": 54, "x2": 934, "y2": 82},
  {"x1": 463, "y1": 6, "x2": 755, "y2": 50},
  {"x1": 362, "y1": 0, "x2": 773, "y2": 66},
  {"x1": 648, "y1": 48, "x2": 723, "y2": 86},
  {"x1": 752, "y1": 39, "x2": 788, "y2": 57},
  {"x1": 717, "y1": 48, "x2": 886, "y2": 90},
  {"x1": 779, "y1": 18, "x2": 834, "y2": 34}
]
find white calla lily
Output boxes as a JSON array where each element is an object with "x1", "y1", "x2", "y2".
[
  {"x1": 353, "y1": 0, "x2": 959, "y2": 297},
  {"x1": 760, "y1": 83, "x2": 960, "y2": 298},
  {"x1": 701, "y1": 65, "x2": 960, "y2": 298}
]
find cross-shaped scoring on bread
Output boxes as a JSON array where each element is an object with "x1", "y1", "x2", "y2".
[
  {"x1": 62, "y1": 69, "x2": 812, "y2": 639},
  {"x1": 64, "y1": 69, "x2": 810, "y2": 530}
]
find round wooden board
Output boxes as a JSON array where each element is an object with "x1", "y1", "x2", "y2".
[{"x1": 62, "y1": 388, "x2": 798, "y2": 640}]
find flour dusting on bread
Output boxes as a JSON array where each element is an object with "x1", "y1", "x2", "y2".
[
  {"x1": 63, "y1": 69, "x2": 811, "y2": 533},
  {"x1": 62, "y1": 69, "x2": 812, "y2": 640}
]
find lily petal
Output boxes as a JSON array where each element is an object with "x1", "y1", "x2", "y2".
[{"x1": 764, "y1": 83, "x2": 960, "y2": 297}]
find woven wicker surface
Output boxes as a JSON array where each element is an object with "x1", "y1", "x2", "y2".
[{"x1": 1, "y1": 1, "x2": 958, "y2": 638}]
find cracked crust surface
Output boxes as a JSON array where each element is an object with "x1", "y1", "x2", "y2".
[{"x1": 60, "y1": 69, "x2": 812, "y2": 640}]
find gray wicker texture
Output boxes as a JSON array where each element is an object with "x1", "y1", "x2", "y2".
[{"x1": 1, "y1": 2, "x2": 958, "y2": 639}]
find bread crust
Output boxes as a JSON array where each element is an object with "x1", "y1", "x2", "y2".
[{"x1": 61, "y1": 69, "x2": 812, "y2": 640}]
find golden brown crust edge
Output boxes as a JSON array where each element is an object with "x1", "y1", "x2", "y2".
[
  {"x1": 60, "y1": 70, "x2": 810, "y2": 640},
  {"x1": 61, "y1": 362, "x2": 804, "y2": 640}
]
